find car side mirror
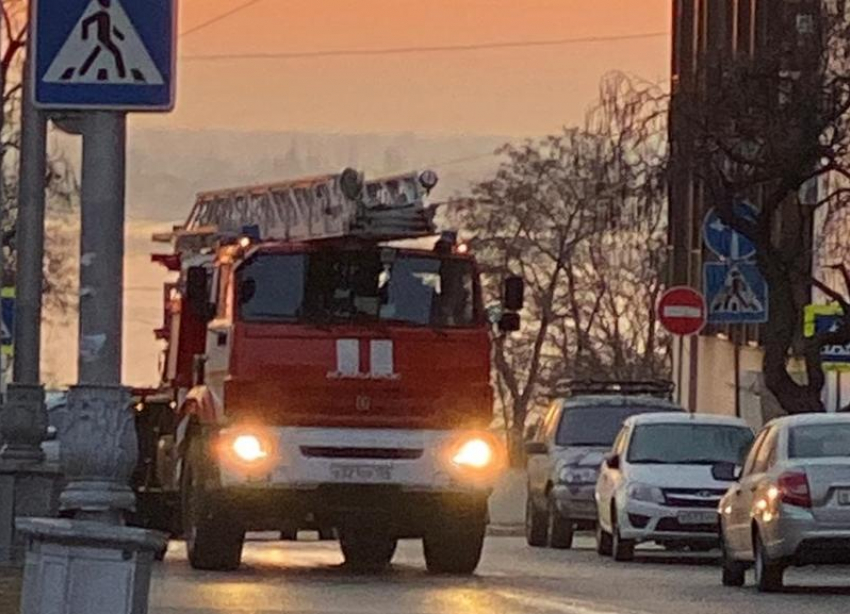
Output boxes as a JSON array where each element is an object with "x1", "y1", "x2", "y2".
[
  {"x1": 503, "y1": 275, "x2": 525, "y2": 312},
  {"x1": 605, "y1": 453, "x2": 621, "y2": 470},
  {"x1": 524, "y1": 441, "x2": 548, "y2": 456},
  {"x1": 711, "y1": 462, "x2": 742, "y2": 482}
]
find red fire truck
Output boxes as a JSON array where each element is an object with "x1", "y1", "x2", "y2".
[{"x1": 135, "y1": 169, "x2": 523, "y2": 574}]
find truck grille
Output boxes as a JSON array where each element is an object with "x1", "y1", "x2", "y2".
[
  {"x1": 300, "y1": 446, "x2": 424, "y2": 460},
  {"x1": 662, "y1": 488, "x2": 726, "y2": 509}
]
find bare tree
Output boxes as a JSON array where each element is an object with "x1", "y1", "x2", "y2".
[
  {"x1": 451, "y1": 74, "x2": 670, "y2": 465},
  {"x1": 688, "y1": 3, "x2": 850, "y2": 413},
  {"x1": 1, "y1": 2, "x2": 78, "y2": 317}
]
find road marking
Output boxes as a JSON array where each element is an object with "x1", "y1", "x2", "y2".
[{"x1": 495, "y1": 590, "x2": 646, "y2": 614}]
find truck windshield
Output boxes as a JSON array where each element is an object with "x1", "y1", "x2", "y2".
[
  {"x1": 237, "y1": 251, "x2": 477, "y2": 327},
  {"x1": 627, "y1": 424, "x2": 754, "y2": 465}
]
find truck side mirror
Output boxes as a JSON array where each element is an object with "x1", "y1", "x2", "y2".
[
  {"x1": 499, "y1": 312, "x2": 521, "y2": 333},
  {"x1": 186, "y1": 266, "x2": 213, "y2": 322},
  {"x1": 504, "y1": 275, "x2": 524, "y2": 312}
]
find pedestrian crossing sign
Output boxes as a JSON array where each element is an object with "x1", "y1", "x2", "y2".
[
  {"x1": 2, "y1": 287, "x2": 14, "y2": 357},
  {"x1": 33, "y1": 0, "x2": 176, "y2": 110},
  {"x1": 704, "y1": 262, "x2": 769, "y2": 324}
]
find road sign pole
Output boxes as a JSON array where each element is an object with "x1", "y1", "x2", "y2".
[{"x1": 676, "y1": 335, "x2": 685, "y2": 407}]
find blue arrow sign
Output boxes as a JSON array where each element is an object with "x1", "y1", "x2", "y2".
[
  {"x1": 33, "y1": 0, "x2": 176, "y2": 111},
  {"x1": 703, "y1": 202, "x2": 758, "y2": 261},
  {"x1": 704, "y1": 262, "x2": 768, "y2": 324}
]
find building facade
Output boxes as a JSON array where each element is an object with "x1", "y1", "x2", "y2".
[{"x1": 668, "y1": 0, "x2": 835, "y2": 420}]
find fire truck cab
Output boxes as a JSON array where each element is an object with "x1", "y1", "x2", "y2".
[{"x1": 141, "y1": 169, "x2": 522, "y2": 574}]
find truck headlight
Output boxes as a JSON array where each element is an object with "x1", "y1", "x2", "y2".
[
  {"x1": 233, "y1": 434, "x2": 268, "y2": 463},
  {"x1": 446, "y1": 432, "x2": 505, "y2": 481},
  {"x1": 452, "y1": 438, "x2": 494, "y2": 469},
  {"x1": 559, "y1": 467, "x2": 598, "y2": 485},
  {"x1": 627, "y1": 482, "x2": 665, "y2": 504},
  {"x1": 218, "y1": 427, "x2": 277, "y2": 471}
]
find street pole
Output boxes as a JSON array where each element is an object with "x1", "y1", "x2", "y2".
[
  {"x1": 0, "y1": 46, "x2": 59, "y2": 567},
  {"x1": 61, "y1": 112, "x2": 135, "y2": 523}
]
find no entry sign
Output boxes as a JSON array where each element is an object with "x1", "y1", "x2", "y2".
[{"x1": 658, "y1": 286, "x2": 706, "y2": 336}]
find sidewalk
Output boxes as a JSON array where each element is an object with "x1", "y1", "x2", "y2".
[{"x1": 0, "y1": 567, "x2": 21, "y2": 614}]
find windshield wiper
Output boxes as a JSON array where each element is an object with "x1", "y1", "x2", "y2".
[{"x1": 629, "y1": 458, "x2": 674, "y2": 464}]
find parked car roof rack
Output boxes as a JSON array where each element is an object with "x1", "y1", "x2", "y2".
[{"x1": 556, "y1": 379, "x2": 676, "y2": 400}]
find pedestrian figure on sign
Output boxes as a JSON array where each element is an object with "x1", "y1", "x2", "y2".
[
  {"x1": 711, "y1": 268, "x2": 764, "y2": 314},
  {"x1": 60, "y1": 0, "x2": 146, "y2": 83}
]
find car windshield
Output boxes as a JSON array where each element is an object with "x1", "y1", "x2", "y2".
[
  {"x1": 555, "y1": 405, "x2": 677, "y2": 447},
  {"x1": 237, "y1": 251, "x2": 477, "y2": 327},
  {"x1": 789, "y1": 424, "x2": 850, "y2": 459},
  {"x1": 627, "y1": 423, "x2": 754, "y2": 465}
]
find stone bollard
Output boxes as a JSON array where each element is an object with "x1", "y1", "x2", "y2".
[
  {"x1": 16, "y1": 385, "x2": 167, "y2": 614},
  {"x1": 0, "y1": 384, "x2": 62, "y2": 565}
]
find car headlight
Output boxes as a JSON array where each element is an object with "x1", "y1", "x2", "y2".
[
  {"x1": 558, "y1": 466, "x2": 598, "y2": 485},
  {"x1": 627, "y1": 482, "x2": 665, "y2": 504}
]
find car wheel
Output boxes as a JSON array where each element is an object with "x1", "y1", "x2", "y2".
[
  {"x1": 525, "y1": 496, "x2": 548, "y2": 548},
  {"x1": 720, "y1": 535, "x2": 746, "y2": 587},
  {"x1": 754, "y1": 532, "x2": 783, "y2": 593},
  {"x1": 611, "y1": 510, "x2": 635, "y2": 562},
  {"x1": 595, "y1": 522, "x2": 613, "y2": 556},
  {"x1": 547, "y1": 498, "x2": 574, "y2": 549}
]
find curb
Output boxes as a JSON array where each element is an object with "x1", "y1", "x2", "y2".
[{"x1": 486, "y1": 524, "x2": 525, "y2": 537}]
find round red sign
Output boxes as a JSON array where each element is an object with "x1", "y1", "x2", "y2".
[{"x1": 657, "y1": 286, "x2": 707, "y2": 336}]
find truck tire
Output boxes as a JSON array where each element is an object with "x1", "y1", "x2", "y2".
[
  {"x1": 182, "y1": 443, "x2": 245, "y2": 571},
  {"x1": 525, "y1": 497, "x2": 548, "y2": 547},
  {"x1": 339, "y1": 527, "x2": 397, "y2": 573},
  {"x1": 423, "y1": 508, "x2": 487, "y2": 575}
]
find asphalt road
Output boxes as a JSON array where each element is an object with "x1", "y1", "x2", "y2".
[{"x1": 150, "y1": 535, "x2": 850, "y2": 614}]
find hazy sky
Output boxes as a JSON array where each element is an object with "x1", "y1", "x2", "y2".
[{"x1": 134, "y1": 0, "x2": 671, "y2": 137}]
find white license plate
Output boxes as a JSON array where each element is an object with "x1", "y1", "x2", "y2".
[
  {"x1": 837, "y1": 489, "x2": 850, "y2": 506},
  {"x1": 330, "y1": 463, "x2": 394, "y2": 483},
  {"x1": 678, "y1": 511, "x2": 717, "y2": 525}
]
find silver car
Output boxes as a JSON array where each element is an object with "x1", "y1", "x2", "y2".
[
  {"x1": 525, "y1": 389, "x2": 683, "y2": 549},
  {"x1": 718, "y1": 414, "x2": 850, "y2": 592}
]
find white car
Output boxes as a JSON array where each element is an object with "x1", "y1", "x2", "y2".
[{"x1": 595, "y1": 413, "x2": 754, "y2": 561}]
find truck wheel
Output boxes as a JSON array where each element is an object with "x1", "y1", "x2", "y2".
[
  {"x1": 547, "y1": 498, "x2": 574, "y2": 549},
  {"x1": 339, "y1": 527, "x2": 397, "y2": 573},
  {"x1": 182, "y1": 449, "x2": 245, "y2": 571},
  {"x1": 525, "y1": 497, "x2": 548, "y2": 547},
  {"x1": 424, "y1": 509, "x2": 486, "y2": 575}
]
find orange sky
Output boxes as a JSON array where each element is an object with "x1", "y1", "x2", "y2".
[
  {"x1": 134, "y1": 0, "x2": 672, "y2": 136},
  {"x1": 45, "y1": 1, "x2": 675, "y2": 387}
]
